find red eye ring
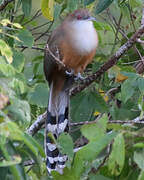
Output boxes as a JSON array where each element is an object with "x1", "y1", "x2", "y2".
[{"x1": 77, "y1": 15, "x2": 82, "y2": 20}]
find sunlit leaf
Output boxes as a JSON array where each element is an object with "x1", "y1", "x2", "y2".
[
  {"x1": 0, "y1": 40, "x2": 13, "y2": 63},
  {"x1": 41, "y1": 0, "x2": 54, "y2": 21},
  {"x1": 12, "y1": 23, "x2": 23, "y2": 29},
  {"x1": 0, "y1": 19, "x2": 11, "y2": 26}
]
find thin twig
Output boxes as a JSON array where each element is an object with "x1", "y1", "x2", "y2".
[
  {"x1": 121, "y1": 59, "x2": 144, "y2": 65},
  {"x1": 34, "y1": 21, "x2": 54, "y2": 42},
  {"x1": 27, "y1": 112, "x2": 47, "y2": 136},
  {"x1": 91, "y1": 143, "x2": 112, "y2": 174},
  {"x1": 45, "y1": 44, "x2": 66, "y2": 68},
  {"x1": 27, "y1": 111, "x2": 144, "y2": 136},
  {"x1": 71, "y1": 119, "x2": 144, "y2": 126},
  {"x1": 22, "y1": 10, "x2": 42, "y2": 26},
  {"x1": 30, "y1": 22, "x2": 51, "y2": 31},
  {"x1": 0, "y1": 0, "x2": 14, "y2": 11},
  {"x1": 16, "y1": 45, "x2": 44, "y2": 51}
]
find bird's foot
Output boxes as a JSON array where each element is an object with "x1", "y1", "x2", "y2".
[
  {"x1": 74, "y1": 73, "x2": 85, "y2": 81},
  {"x1": 65, "y1": 70, "x2": 85, "y2": 81}
]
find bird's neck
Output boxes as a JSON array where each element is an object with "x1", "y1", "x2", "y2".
[{"x1": 65, "y1": 20, "x2": 98, "y2": 55}]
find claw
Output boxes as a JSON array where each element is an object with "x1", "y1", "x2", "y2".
[
  {"x1": 65, "y1": 70, "x2": 85, "y2": 81},
  {"x1": 74, "y1": 73, "x2": 85, "y2": 81}
]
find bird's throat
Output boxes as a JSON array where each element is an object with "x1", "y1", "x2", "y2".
[{"x1": 68, "y1": 20, "x2": 98, "y2": 55}]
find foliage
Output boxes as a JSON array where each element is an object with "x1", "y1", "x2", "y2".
[{"x1": 0, "y1": 0, "x2": 144, "y2": 179}]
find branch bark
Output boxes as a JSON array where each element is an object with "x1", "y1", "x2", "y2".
[
  {"x1": 0, "y1": 0, "x2": 14, "y2": 11},
  {"x1": 27, "y1": 112, "x2": 144, "y2": 136}
]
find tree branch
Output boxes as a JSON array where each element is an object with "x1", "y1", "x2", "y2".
[
  {"x1": 27, "y1": 112, "x2": 144, "y2": 136},
  {"x1": 16, "y1": 45, "x2": 44, "y2": 51},
  {"x1": 45, "y1": 44, "x2": 66, "y2": 68},
  {"x1": 0, "y1": 0, "x2": 14, "y2": 11},
  {"x1": 27, "y1": 112, "x2": 47, "y2": 136}
]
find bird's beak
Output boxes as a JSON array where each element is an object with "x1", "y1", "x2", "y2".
[{"x1": 88, "y1": 16, "x2": 96, "y2": 21}]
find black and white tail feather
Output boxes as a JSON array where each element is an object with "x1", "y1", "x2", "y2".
[{"x1": 45, "y1": 76, "x2": 73, "y2": 174}]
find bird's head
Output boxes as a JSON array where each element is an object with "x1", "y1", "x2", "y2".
[{"x1": 69, "y1": 9, "x2": 96, "y2": 22}]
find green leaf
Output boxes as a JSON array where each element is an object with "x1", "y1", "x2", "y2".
[
  {"x1": 95, "y1": 0, "x2": 114, "y2": 14},
  {"x1": 134, "y1": 143, "x2": 144, "y2": 148},
  {"x1": 81, "y1": 114, "x2": 108, "y2": 142},
  {"x1": 67, "y1": 0, "x2": 78, "y2": 12},
  {"x1": 71, "y1": 91, "x2": 108, "y2": 122},
  {"x1": 52, "y1": 168, "x2": 76, "y2": 180},
  {"x1": 57, "y1": 133, "x2": 74, "y2": 160},
  {"x1": 72, "y1": 131, "x2": 117, "y2": 178},
  {"x1": 27, "y1": 83, "x2": 49, "y2": 108},
  {"x1": 108, "y1": 133, "x2": 125, "y2": 176},
  {"x1": 12, "y1": 51, "x2": 25, "y2": 73},
  {"x1": 93, "y1": 21, "x2": 112, "y2": 31},
  {"x1": 137, "y1": 77, "x2": 144, "y2": 94},
  {"x1": 9, "y1": 78, "x2": 26, "y2": 94},
  {"x1": 41, "y1": 0, "x2": 54, "y2": 21},
  {"x1": 121, "y1": 78, "x2": 137, "y2": 103},
  {"x1": 84, "y1": 0, "x2": 95, "y2": 6},
  {"x1": 21, "y1": 0, "x2": 32, "y2": 16},
  {"x1": 22, "y1": 133, "x2": 45, "y2": 157},
  {"x1": 0, "y1": 63, "x2": 16, "y2": 77},
  {"x1": 54, "y1": 3, "x2": 62, "y2": 19},
  {"x1": 53, "y1": 132, "x2": 117, "y2": 180},
  {"x1": 7, "y1": 98, "x2": 31, "y2": 127},
  {"x1": 16, "y1": 29, "x2": 34, "y2": 48},
  {"x1": 89, "y1": 174, "x2": 112, "y2": 180},
  {"x1": 134, "y1": 149, "x2": 144, "y2": 171},
  {"x1": 0, "y1": 156, "x2": 21, "y2": 167},
  {"x1": 0, "y1": 139, "x2": 26, "y2": 180},
  {"x1": 0, "y1": 121, "x2": 44, "y2": 157},
  {"x1": 129, "y1": 0, "x2": 142, "y2": 8},
  {"x1": 0, "y1": 40, "x2": 13, "y2": 63},
  {"x1": 138, "y1": 171, "x2": 144, "y2": 180}
]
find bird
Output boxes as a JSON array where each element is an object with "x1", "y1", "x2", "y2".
[{"x1": 44, "y1": 8, "x2": 98, "y2": 174}]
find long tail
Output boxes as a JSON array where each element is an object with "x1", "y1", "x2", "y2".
[{"x1": 45, "y1": 73, "x2": 73, "y2": 174}]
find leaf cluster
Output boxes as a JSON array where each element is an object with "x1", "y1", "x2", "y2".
[{"x1": 0, "y1": 0, "x2": 144, "y2": 180}]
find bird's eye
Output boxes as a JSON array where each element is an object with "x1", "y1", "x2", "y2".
[{"x1": 77, "y1": 15, "x2": 82, "y2": 20}]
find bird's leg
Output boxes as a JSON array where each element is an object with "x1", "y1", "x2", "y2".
[
  {"x1": 65, "y1": 69, "x2": 85, "y2": 81},
  {"x1": 74, "y1": 72, "x2": 85, "y2": 81}
]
